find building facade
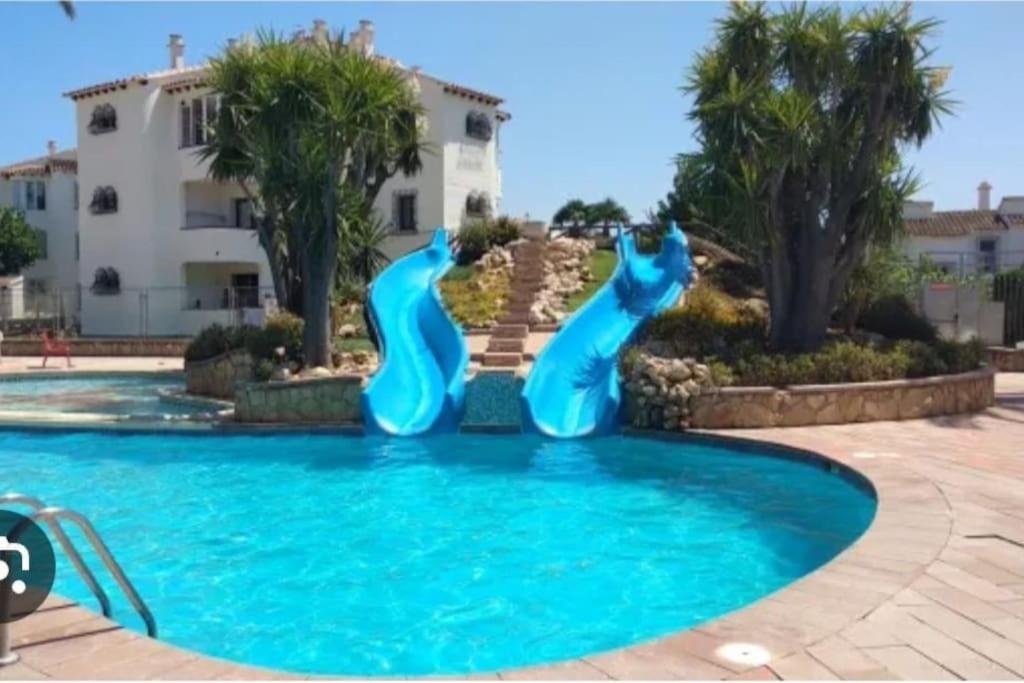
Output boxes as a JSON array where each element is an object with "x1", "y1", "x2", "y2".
[
  {"x1": 902, "y1": 182, "x2": 1024, "y2": 276},
  {"x1": 0, "y1": 145, "x2": 79, "y2": 322},
  {"x1": 58, "y1": 20, "x2": 507, "y2": 336}
]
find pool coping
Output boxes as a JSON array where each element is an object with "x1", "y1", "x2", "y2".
[{"x1": 2, "y1": 422, "x2": 951, "y2": 680}]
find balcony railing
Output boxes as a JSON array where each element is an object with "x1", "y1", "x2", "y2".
[{"x1": 183, "y1": 211, "x2": 252, "y2": 230}]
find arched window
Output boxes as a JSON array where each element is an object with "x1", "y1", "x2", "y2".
[
  {"x1": 89, "y1": 186, "x2": 118, "y2": 214},
  {"x1": 465, "y1": 111, "x2": 493, "y2": 142},
  {"x1": 88, "y1": 104, "x2": 117, "y2": 134},
  {"x1": 90, "y1": 267, "x2": 121, "y2": 295},
  {"x1": 465, "y1": 192, "x2": 491, "y2": 218}
]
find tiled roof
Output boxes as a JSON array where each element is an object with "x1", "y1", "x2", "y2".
[
  {"x1": 904, "y1": 210, "x2": 1008, "y2": 237},
  {"x1": 63, "y1": 76, "x2": 150, "y2": 101},
  {"x1": 0, "y1": 150, "x2": 77, "y2": 179}
]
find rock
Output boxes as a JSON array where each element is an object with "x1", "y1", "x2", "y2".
[
  {"x1": 270, "y1": 367, "x2": 291, "y2": 382},
  {"x1": 338, "y1": 323, "x2": 358, "y2": 338},
  {"x1": 693, "y1": 255, "x2": 709, "y2": 268},
  {"x1": 301, "y1": 366, "x2": 333, "y2": 379},
  {"x1": 351, "y1": 350, "x2": 370, "y2": 365},
  {"x1": 667, "y1": 362, "x2": 691, "y2": 382}
]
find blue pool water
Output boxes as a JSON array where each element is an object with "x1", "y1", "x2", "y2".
[
  {"x1": 0, "y1": 430, "x2": 875, "y2": 675},
  {"x1": 0, "y1": 375, "x2": 201, "y2": 417}
]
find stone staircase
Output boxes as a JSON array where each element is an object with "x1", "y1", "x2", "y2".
[{"x1": 481, "y1": 238, "x2": 546, "y2": 367}]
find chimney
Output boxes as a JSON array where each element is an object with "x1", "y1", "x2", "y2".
[
  {"x1": 357, "y1": 19, "x2": 375, "y2": 56},
  {"x1": 47, "y1": 140, "x2": 57, "y2": 157},
  {"x1": 168, "y1": 34, "x2": 185, "y2": 69},
  {"x1": 978, "y1": 181, "x2": 992, "y2": 211},
  {"x1": 312, "y1": 19, "x2": 328, "y2": 44}
]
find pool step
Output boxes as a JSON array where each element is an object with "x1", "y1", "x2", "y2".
[{"x1": 488, "y1": 338, "x2": 525, "y2": 353}]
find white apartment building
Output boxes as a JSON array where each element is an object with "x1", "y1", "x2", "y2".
[
  {"x1": 58, "y1": 19, "x2": 507, "y2": 336},
  {"x1": 0, "y1": 144, "x2": 79, "y2": 321},
  {"x1": 902, "y1": 182, "x2": 1024, "y2": 276}
]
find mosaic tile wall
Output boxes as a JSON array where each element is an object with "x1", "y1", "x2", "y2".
[{"x1": 463, "y1": 371, "x2": 523, "y2": 430}]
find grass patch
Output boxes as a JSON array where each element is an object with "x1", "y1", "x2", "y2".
[
  {"x1": 566, "y1": 249, "x2": 618, "y2": 312},
  {"x1": 440, "y1": 266, "x2": 511, "y2": 327},
  {"x1": 334, "y1": 337, "x2": 376, "y2": 353}
]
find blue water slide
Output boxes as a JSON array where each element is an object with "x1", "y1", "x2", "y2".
[
  {"x1": 521, "y1": 223, "x2": 692, "y2": 438},
  {"x1": 362, "y1": 229, "x2": 468, "y2": 435}
]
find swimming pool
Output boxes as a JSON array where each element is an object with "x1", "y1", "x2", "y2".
[
  {"x1": 0, "y1": 375, "x2": 206, "y2": 418},
  {"x1": 0, "y1": 430, "x2": 875, "y2": 675}
]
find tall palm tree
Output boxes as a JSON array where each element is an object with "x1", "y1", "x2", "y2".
[
  {"x1": 552, "y1": 199, "x2": 589, "y2": 236},
  {"x1": 202, "y1": 29, "x2": 426, "y2": 366}
]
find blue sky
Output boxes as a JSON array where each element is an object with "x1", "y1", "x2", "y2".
[{"x1": 2, "y1": 1, "x2": 1023, "y2": 222}]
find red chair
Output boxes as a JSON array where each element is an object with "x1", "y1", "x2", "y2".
[{"x1": 42, "y1": 331, "x2": 71, "y2": 368}]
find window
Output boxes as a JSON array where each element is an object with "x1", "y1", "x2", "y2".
[
  {"x1": 465, "y1": 111, "x2": 493, "y2": 141},
  {"x1": 34, "y1": 229, "x2": 47, "y2": 260},
  {"x1": 465, "y1": 192, "x2": 490, "y2": 218},
  {"x1": 979, "y1": 238, "x2": 998, "y2": 273},
  {"x1": 234, "y1": 198, "x2": 255, "y2": 229},
  {"x1": 89, "y1": 186, "x2": 118, "y2": 214},
  {"x1": 394, "y1": 190, "x2": 417, "y2": 232},
  {"x1": 73, "y1": 181, "x2": 79, "y2": 210},
  {"x1": 75, "y1": 232, "x2": 80, "y2": 261},
  {"x1": 180, "y1": 95, "x2": 221, "y2": 147},
  {"x1": 88, "y1": 104, "x2": 117, "y2": 134},
  {"x1": 11, "y1": 181, "x2": 45, "y2": 210}
]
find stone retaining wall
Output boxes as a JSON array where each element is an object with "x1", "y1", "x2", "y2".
[
  {"x1": 688, "y1": 368, "x2": 996, "y2": 429},
  {"x1": 987, "y1": 346, "x2": 1024, "y2": 372},
  {"x1": 185, "y1": 350, "x2": 253, "y2": 400},
  {"x1": 234, "y1": 375, "x2": 363, "y2": 423},
  {"x1": 0, "y1": 337, "x2": 187, "y2": 357}
]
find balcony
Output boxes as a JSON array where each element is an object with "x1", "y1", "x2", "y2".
[{"x1": 182, "y1": 181, "x2": 254, "y2": 231}]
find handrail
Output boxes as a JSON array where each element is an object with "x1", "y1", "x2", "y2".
[
  {"x1": 27, "y1": 507, "x2": 157, "y2": 638},
  {"x1": 0, "y1": 494, "x2": 111, "y2": 618},
  {"x1": 0, "y1": 493, "x2": 156, "y2": 667}
]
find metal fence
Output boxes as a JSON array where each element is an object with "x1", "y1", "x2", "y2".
[
  {"x1": 0, "y1": 285, "x2": 278, "y2": 338},
  {"x1": 917, "y1": 250, "x2": 1024, "y2": 278}
]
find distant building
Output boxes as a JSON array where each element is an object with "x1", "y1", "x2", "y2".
[
  {"x1": 902, "y1": 181, "x2": 1024, "y2": 276},
  {"x1": 0, "y1": 143, "x2": 79, "y2": 322}
]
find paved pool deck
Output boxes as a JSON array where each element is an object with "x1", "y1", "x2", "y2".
[
  {"x1": 3, "y1": 374, "x2": 1024, "y2": 680},
  {"x1": 0, "y1": 356, "x2": 184, "y2": 374}
]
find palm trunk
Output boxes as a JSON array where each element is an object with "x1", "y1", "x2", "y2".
[{"x1": 301, "y1": 241, "x2": 337, "y2": 367}]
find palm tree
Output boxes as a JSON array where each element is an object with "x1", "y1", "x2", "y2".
[
  {"x1": 552, "y1": 199, "x2": 589, "y2": 237},
  {"x1": 202, "y1": 29, "x2": 425, "y2": 366},
  {"x1": 59, "y1": 1, "x2": 75, "y2": 19},
  {"x1": 585, "y1": 197, "x2": 630, "y2": 237},
  {"x1": 678, "y1": 2, "x2": 951, "y2": 352}
]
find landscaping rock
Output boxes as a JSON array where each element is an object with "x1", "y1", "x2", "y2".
[{"x1": 338, "y1": 323, "x2": 358, "y2": 338}]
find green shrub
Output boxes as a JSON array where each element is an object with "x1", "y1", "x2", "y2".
[
  {"x1": 934, "y1": 337, "x2": 985, "y2": 374},
  {"x1": 859, "y1": 294, "x2": 937, "y2": 343},
  {"x1": 456, "y1": 216, "x2": 521, "y2": 265},
  {"x1": 730, "y1": 342, "x2": 910, "y2": 387},
  {"x1": 645, "y1": 284, "x2": 765, "y2": 358},
  {"x1": 893, "y1": 340, "x2": 948, "y2": 378},
  {"x1": 253, "y1": 359, "x2": 275, "y2": 382},
  {"x1": 184, "y1": 324, "x2": 253, "y2": 362},
  {"x1": 456, "y1": 223, "x2": 492, "y2": 265},
  {"x1": 246, "y1": 311, "x2": 304, "y2": 362}
]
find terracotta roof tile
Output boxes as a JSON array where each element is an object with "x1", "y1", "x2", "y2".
[
  {"x1": 904, "y1": 210, "x2": 1007, "y2": 237},
  {"x1": 0, "y1": 150, "x2": 77, "y2": 179}
]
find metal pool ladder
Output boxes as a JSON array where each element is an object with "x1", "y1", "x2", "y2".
[{"x1": 0, "y1": 492, "x2": 157, "y2": 666}]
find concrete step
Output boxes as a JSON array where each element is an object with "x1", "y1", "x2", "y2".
[
  {"x1": 531, "y1": 322, "x2": 560, "y2": 332},
  {"x1": 487, "y1": 338, "x2": 525, "y2": 353},
  {"x1": 506, "y1": 301, "x2": 533, "y2": 314},
  {"x1": 490, "y1": 323, "x2": 529, "y2": 339},
  {"x1": 498, "y1": 312, "x2": 531, "y2": 325},
  {"x1": 483, "y1": 352, "x2": 523, "y2": 367}
]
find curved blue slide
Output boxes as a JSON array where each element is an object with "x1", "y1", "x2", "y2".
[
  {"x1": 362, "y1": 229, "x2": 468, "y2": 435},
  {"x1": 521, "y1": 223, "x2": 692, "y2": 438}
]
